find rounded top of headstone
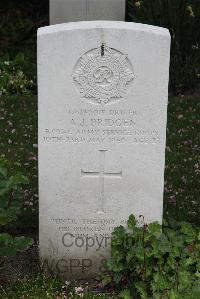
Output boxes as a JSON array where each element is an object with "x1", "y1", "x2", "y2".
[{"x1": 38, "y1": 21, "x2": 170, "y2": 39}]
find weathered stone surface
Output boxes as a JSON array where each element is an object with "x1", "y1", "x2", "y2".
[
  {"x1": 50, "y1": 0, "x2": 126, "y2": 24},
  {"x1": 38, "y1": 21, "x2": 170, "y2": 278}
]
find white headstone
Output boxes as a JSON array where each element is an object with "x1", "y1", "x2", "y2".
[
  {"x1": 38, "y1": 21, "x2": 170, "y2": 278},
  {"x1": 50, "y1": 0, "x2": 126, "y2": 24}
]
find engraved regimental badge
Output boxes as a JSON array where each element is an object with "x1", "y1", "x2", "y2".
[{"x1": 72, "y1": 45, "x2": 134, "y2": 105}]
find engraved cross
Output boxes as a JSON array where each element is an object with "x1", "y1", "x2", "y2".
[{"x1": 81, "y1": 150, "x2": 122, "y2": 214}]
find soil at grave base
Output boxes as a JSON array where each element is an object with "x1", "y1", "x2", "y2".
[
  {"x1": 0, "y1": 243, "x2": 39, "y2": 286},
  {"x1": 0, "y1": 244, "x2": 115, "y2": 296}
]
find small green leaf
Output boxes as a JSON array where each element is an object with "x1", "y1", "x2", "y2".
[
  {"x1": 101, "y1": 274, "x2": 112, "y2": 286},
  {"x1": 0, "y1": 210, "x2": 15, "y2": 224},
  {"x1": 119, "y1": 289, "x2": 132, "y2": 299},
  {"x1": 135, "y1": 281, "x2": 148, "y2": 299},
  {"x1": 0, "y1": 247, "x2": 18, "y2": 257},
  {"x1": 127, "y1": 214, "x2": 137, "y2": 229},
  {"x1": 180, "y1": 222, "x2": 196, "y2": 243},
  {"x1": 0, "y1": 166, "x2": 7, "y2": 177},
  {"x1": 198, "y1": 232, "x2": 200, "y2": 241},
  {"x1": 0, "y1": 233, "x2": 13, "y2": 243},
  {"x1": 8, "y1": 173, "x2": 29, "y2": 186},
  {"x1": 148, "y1": 222, "x2": 162, "y2": 238},
  {"x1": 12, "y1": 236, "x2": 33, "y2": 251},
  {"x1": 14, "y1": 52, "x2": 25, "y2": 64},
  {"x1": 158, "y1": 233, "x2": 171, "y2": 253},
  {"x1": 112, "y1": 226, "x2": 126, "y2": 240}
]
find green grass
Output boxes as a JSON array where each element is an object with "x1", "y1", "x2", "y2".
[
  {"x1": 0, "y1": 275, "x2": 113, "y2": 298},
  {"x1": 164, "y1": 96, "x2": 200, "y2": 225}
]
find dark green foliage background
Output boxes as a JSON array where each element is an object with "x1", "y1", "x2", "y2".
[{"x1": 127, "y1": 0, "x2": 200, "y2": 94}]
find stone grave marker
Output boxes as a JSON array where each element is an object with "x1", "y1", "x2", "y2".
[
  {"x1": 38, "y1": 21, "x2": 170, "y2": 278},
  {"x1": 50, "y1": 0, "x2": 126, "y2": 24}
]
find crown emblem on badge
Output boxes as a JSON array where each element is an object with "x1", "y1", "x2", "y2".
[{"x1": 72, "y1": 44, "x2": 134, "y2": 105}]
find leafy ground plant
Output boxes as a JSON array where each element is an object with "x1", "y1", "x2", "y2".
[
  {"x1": 104, "y1": 214, "x2": 200, "y2": 299},
  {"x1": 0, "y1": 157, "x2": 32, "y2": 268},
  {"x1": 0, "y1": 93, "x2": 38, "y2": 229},
  {"x1": 0, "y1": 53, "x2": 36, "y2": 96}
]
